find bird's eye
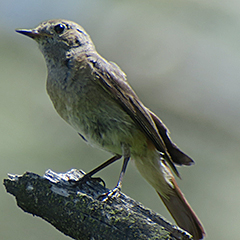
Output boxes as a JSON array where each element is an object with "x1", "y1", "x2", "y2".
[{"x1": 54, "y1": 24, "x2": 65, "y2": 34}]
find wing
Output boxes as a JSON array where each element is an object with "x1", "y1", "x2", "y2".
[
  {"x1": 149, "y1": 111, "x2": 194, "y2": 166},
  {"x1": 86, "y1": 53, "x2": 180, "y2": 177}
]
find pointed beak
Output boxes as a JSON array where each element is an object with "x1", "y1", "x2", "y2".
[{"x1": 15, "y1": 29, "x2": 40, "y2": 39}]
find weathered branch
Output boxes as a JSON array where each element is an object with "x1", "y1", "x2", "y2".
[{"x1": 3, "y1": 169, "x2": 192, "y2": 240}]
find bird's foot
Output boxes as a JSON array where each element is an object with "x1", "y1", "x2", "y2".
[{"x1": 97, "y1": 186, "x2": 121, "y2": 202}]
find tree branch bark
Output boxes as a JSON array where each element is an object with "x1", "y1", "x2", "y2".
[{"x1": 3, "y1": 169, "x2": 192, "y2": 240}]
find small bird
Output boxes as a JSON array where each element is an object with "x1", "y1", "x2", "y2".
[{"x1": 16, "y1": 19, "x2": 205, "y2": 239}]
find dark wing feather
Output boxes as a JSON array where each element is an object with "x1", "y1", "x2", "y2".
[
  {"x1": 149, "y1": 111, "x2": 194, "y2": 166},
  {"x1": 87, "y1": 54, "x2": 180, "y2": 177}
]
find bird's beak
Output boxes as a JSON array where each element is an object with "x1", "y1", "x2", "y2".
[{"x1": 15, "y1": 29, "x2": 40, "y2": 39}]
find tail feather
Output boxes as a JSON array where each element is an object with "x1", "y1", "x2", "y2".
[
  {"x1": 133, "y1": 147, "x2": 205, "y2": 239},
  {"x1": 157, "y1": 179, "x2": 205, "y2": 240}
]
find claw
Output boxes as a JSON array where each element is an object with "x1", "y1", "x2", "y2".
[{"x1": 98, "y1": 186, "x2": 121, "y2": 202}]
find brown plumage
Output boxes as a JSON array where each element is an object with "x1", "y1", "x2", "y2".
[{"x1": 16, "y1": 19, "x2": 205, "y2": 239}]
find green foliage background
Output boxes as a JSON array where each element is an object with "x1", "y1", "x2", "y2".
[{"x1": 1, "y1": 1, "x2": 240, "y2": 239}]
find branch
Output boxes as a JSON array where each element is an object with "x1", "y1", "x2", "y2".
[{"x1": 3, "y1": 169, "x2": 192, "y2": 240}]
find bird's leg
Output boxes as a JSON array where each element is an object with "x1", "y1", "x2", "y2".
[
  {"x1": 99, "y1": 144, "x2": 131, "y2": 201},
  {"x1": 80, "y1": 154, "x2": 122, "y2": 186}
]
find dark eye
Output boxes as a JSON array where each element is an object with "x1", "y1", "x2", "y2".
[{"x1": 54, "y1": 24, "x2": 65, "y2": 34}]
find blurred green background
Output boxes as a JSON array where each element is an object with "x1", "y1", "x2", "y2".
[{"x1": 1, "y1": 0, "x2": 240, "y2": 239}]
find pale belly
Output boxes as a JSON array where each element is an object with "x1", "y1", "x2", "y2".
[{"x1": 66, "y1": 102, "x2": 150, "y2": 157}]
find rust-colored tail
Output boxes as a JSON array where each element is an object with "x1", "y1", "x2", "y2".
[{"x1": 157, "y1": 179, "x2": 205, "y2": 240}]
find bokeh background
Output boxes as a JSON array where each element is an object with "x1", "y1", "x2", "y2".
[{"x1": 1, "y1": 0, "x2": 240, "y2": 239}]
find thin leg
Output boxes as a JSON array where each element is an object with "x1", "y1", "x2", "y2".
[
  {"x1": 115, "y1": 156, "x2": 130, "y2": 190},
  {"x1": 98, "y1": 156, "x2": 130, "y2": 201},
  {"x1": 99, "y1": 144, "x2": 131, "y2": 201},
  {"x1": 77, "y1": 154, "x2": 122, "y2": 187},
  {"x1": 114, "y1": 143, "x2": 131, "y2": 190},
  {"x1": 84, "y1": 154, "x2": 122, "y2": 178}
]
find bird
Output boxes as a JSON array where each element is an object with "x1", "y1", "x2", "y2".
[{"x1": 16, "y1": 19, "x2": 205, "y2": 239}]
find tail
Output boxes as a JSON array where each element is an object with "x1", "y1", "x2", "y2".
[
  {"x1": 157, "y1": 178, "x2": 205, "y2": 240},
  {"x1": 134, "y1": 154, "x2": 205, "y2": 240}
]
